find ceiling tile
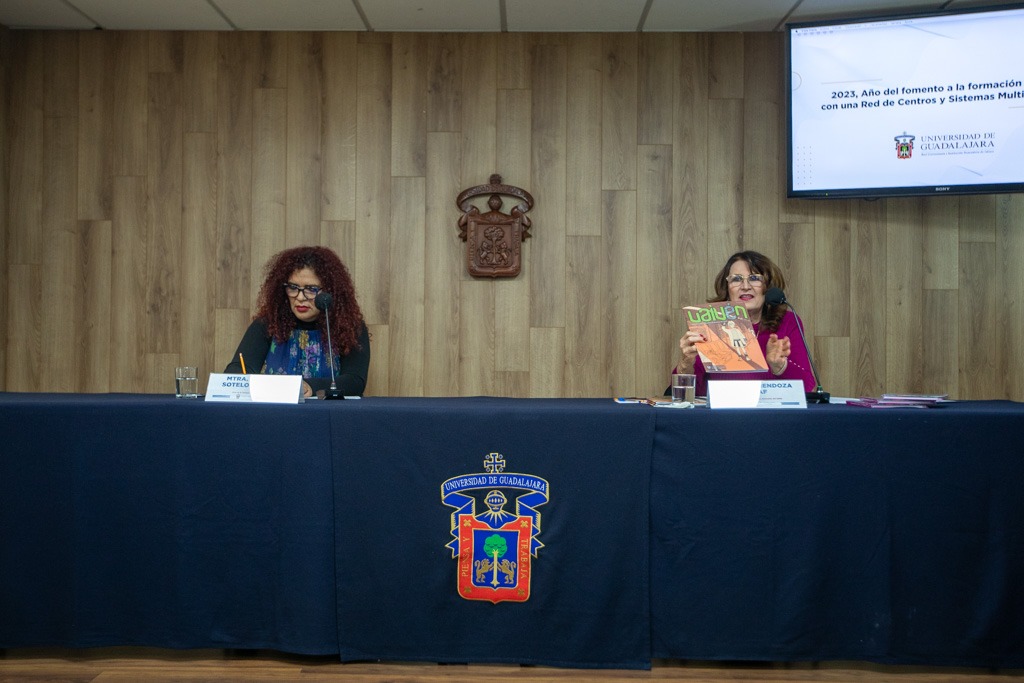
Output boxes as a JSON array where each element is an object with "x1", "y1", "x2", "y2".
[
  {"x1": 789, "y1": 0, "x2": 941, "y2": 25},
  {"x1": 362, "y1": 0, "x2": 500, "y2": 31},
  {"x1": 6, "y1": 0, "x2": 1024, "y2": 33},
  {"x1": 646, "y1": 0, "x2": 797, "y2": 32},
  {"x1": 0, "y1": 0, "x2": 97, "y2": 29},
  {"x1": 506, "y1": 0, "x2": 648, "y2": 32},
  {"x1": 72, "y1": 0, "x2": 232, "y2": 30},
  {"x1": 215, "y1": 0, "x2": 366, "y2": 31}
]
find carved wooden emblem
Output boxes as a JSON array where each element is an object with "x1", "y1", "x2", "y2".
[{"x1": 456, "y1": 174, "x2": 534, "y2": 278}]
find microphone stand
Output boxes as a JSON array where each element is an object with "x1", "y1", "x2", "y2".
[
  {"x1": 766, "y1": 289, "x2": 830, "y2": 404},
  {"x1": 790, "y1": 309, "x2": 830, "y2": 404},
  {"x1": 315, "y1": 292, "x2": 345, "y2": 400}
]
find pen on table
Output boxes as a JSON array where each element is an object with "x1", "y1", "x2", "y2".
[{"x1": 239, "y1": 353, "x2": 248, "y2": 374}]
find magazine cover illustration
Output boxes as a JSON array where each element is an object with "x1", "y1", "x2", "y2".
[{"x1": 683, "y1": 303, "x2": 768, "y2": 372}]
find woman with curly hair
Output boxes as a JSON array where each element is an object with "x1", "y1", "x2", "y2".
[
  {"x1": 225, "y1": 246, "x2": 370, "y2": 397},
  {"x1": 674, "y1": 250, "x2": 815, "y2": 395}
]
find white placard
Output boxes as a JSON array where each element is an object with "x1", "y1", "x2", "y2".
[
  {"x1": 204, "y1": 373, "x2": 303, "y2": 404},
  {"x1": 708, "y1": 379, "x2": 807, "y2": 409}
]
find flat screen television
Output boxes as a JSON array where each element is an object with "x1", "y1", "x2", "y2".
[{"x1": 786, "y1": 4, "x2": 1024, "y2": 199}]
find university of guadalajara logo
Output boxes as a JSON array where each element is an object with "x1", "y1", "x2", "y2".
[
  {"x1": 441, "y1": 452, "x2": 549, "y2": 604},
  {"x1": 895, "y1": 132, "x2": 915, "y2": 159}
]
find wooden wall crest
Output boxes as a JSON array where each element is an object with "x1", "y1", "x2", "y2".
[{"x1": 456, "y1": 174, "x2": 534, "y2": 278}]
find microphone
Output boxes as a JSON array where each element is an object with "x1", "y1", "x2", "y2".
[
  {"x1": 764, "y1": 287, "x2": 829, "y2": 404},
  {"x1": 314, "y1": 292, "x2": 344, "y2": 400}
]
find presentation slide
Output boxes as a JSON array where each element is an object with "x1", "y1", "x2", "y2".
[{"x1": 789, "y1": 8, "x2": 1024, "y2": 193}]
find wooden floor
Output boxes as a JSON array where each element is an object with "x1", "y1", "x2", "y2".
[{"x1": 0, "y1": 649, "x2": 1022, "y2": 682}]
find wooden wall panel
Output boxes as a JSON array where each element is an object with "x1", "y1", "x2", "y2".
[
  {"x1": 365, "y1": 323, "x2": 389, "y2": 397},
  {"x1": 6, "y1": 265, "x2": 41, "y2": 389},
  {"x1": 388, "y1": 177, "x2": 426, "y2": 396},
  {"x1": 958, "y1": 243, "x2": 997, "y2": 399},
  {"x1": 459, "y1": 279, "x2": 495, "y2": 395},
  {"x1": 146, "y1": 71, "x2": 183, "y2": 357},
  {"x1": 112, "y1": 33, "x2": 148, "y2": 178},
  {"x1": 43, "y1": 32, "x2": 77, "y2": 117},
  {"x1": 497, "y1": 33, "x2": 531, "y2": 90},
  {"x1": 427, "y1": 34, "x2": 461, "y2": 133},
  {"x1": 183, "y1": 32, "x2": 218, "y2": 133},
  {"x1": 923, "y1": 197, "x2": 959, "y2": 290},
  {"x1": 148, "y1": 31, "x2": 183, "y2": 75},
  {"x1": 9, "y1": 36, "x2": 44, "y2": 266},
  {"x1": 354, "y1": 41, "x2": 392, "y2": 326},
  {"x1": 565, "y1": 34, "x2": 602, "y2": 238},
  {"x1": 529, "y1": 326, "x2": 564, "y2": 398},
  {"x1": 494, "y1": 89, "x2": 531, "y2": 372},
  {"x1": 323, "y1": 34, "x2": 360, "y2": 224},
  {"x1": 960, "y1": 194, "x2": 996, "y2": 243},
  {"x1": 848, "y1": 201, "x2": 887, "y2": 398},
  {"x1": 286, "y1": 33, "x2": 324, "y2": 247},
  {"x1": 39, "y1": 113, "x2": 78, "y2": 391},
  {"x1": 638, "y1": 34, "x2": 674, "y2": 146},
  {"x1": 460, "y1": 34, "x2": 497, "y2": 186},
  {"x1": 110, "y1": 176, "x2": 148, "y2": 392},
  {"x1": 709, "y1": 33, "x2": 744, "y2": 100},
  {"x1": 182, "y1": 132, "x2": 219, "y2": 378},
  {"x1": 996, "y1": 195, "x2": 1024, "y2": 400},
  {"x1": 923, "y1": 288, "x2": 959, "y2": 395},
  {"x1": 4, "y1": 30, "x2": 1024, "y2": 400},
  {"x1": 605, "y1": 190, "x2": 638, "y2": 395},
  {"x1": 671, "y1": 34, "x2": 709, "y2": 327},
  {"x1": 743, "y1": 99, "x2": 780, "y2": 255},
  {"x1": 255, "y1": 33, "x2": 288, "y2": 89},
  {"x1": 636, "y1": 146, "x2": 674, "y2": 393},
  {"x1": 601, "y1": 33, "x2": 637, "y2": 192},
  {"x1": 423, "y1": 132, "x2": 462, "y2": 397},
  {"x1": 77, "y1": 33, "x2": 113, "y2": 221},
  {"x1": 565, "y1": 235, "x2": 603, "y2": 398},
  {"x1": 76, "y1": 220, "x2": 112, "y2": 392},
  {"x1": 529, "y1": 43, "x2": 566, "y2": 329},
  {"x1": 251, "y1": 87, "x2": 287, "y2": 311},
  {"x1": 813, "y1": 201, "x2": 851, "y2": 338},
  {"x1": 322, "y1": 33, "x2": 358, "y2": 222},
  {"x1": 215, "y1": 33, "x2": 254, "y2": 311},
  {"x1": 885, "y1": 199, "x2": 926, "y2": 393},
  {"x1": 391, "y1": 34, "x2": 427, "y2": 178},
  {"x1": 706, "y1": 98, "x2": 743, "y2": 268}
]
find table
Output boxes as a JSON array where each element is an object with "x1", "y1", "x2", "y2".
[
  {"x1": 0, "y1": 393, "x2": 337, "y2": 654},
  {"x1": 650, "y1": 401, "x2": 1024, "y2": 667},
  {"x1": 2, "y1": 393, "x2": 1022, "y2": 668}
]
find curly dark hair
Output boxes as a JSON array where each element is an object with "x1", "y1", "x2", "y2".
[
  {"x1": 254, "y1": 246, "x2": 365, "y2": 356},
  {"x1": 708, "y1": 250, "x2": 788, "y2": 332}
]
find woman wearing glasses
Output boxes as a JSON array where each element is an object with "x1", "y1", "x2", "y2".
[
  {"x1": 225, "y1": 245, "x2": 370, "y2": 397},
  {"x1": 675, "y1": 250, "x2": 815, "y2": 394}
]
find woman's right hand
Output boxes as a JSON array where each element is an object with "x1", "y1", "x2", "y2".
[{"x1": 677, "y1": 330, "x2": 704, "y2": 370}]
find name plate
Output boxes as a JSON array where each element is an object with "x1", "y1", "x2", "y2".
[
  {"x1": 205, "y1": 373, "x2": 303, "y2": 404},
  {"x1": 708, "y1": 379, "x2": 807, "y2": 409}
]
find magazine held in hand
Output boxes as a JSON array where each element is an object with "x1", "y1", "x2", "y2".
[{"x1": 683, "y1": 302, "x2": 768, "y2": 373}]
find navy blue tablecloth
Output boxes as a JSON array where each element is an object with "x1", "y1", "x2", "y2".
[
  {"x1": 0, "y1": 393, "x2": 338, "y2": 653},
  {"x1": 329, "y1": 397, "x2": 655, "y2": 669},
  {"x1": 3, "y1": 393, "x2": 1023, "y2": 668},
  {"x1": 650, "y1": 401, "x2": 1024, "y2": 667}
]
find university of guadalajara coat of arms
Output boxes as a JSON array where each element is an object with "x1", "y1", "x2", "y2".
[
  {"x1": 441, "y1": 452, "x2": 549, "y2": 603},
  {"x1": 456, "y1": 174, "x2": 534, "y2": 278}
]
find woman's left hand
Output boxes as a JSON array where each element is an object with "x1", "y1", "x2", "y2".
[
  {"x1": 302, "y1": 381, "x2": 313, "y2": 398},
  {"x1": 766, "y1": 334, "x2": 791, "y2": 376}
]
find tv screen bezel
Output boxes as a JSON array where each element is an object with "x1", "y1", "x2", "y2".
[{"x1": 785, "y1": 3, "x2": 1024, "y2": 200}]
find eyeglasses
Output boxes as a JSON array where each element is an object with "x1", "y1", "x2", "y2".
[
  {"x1": 726, "y1": 274, "x2": 765, "y2": 287},
  {"x1": 284, "y1": 283, "x2": 322, "y2": 299}
]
